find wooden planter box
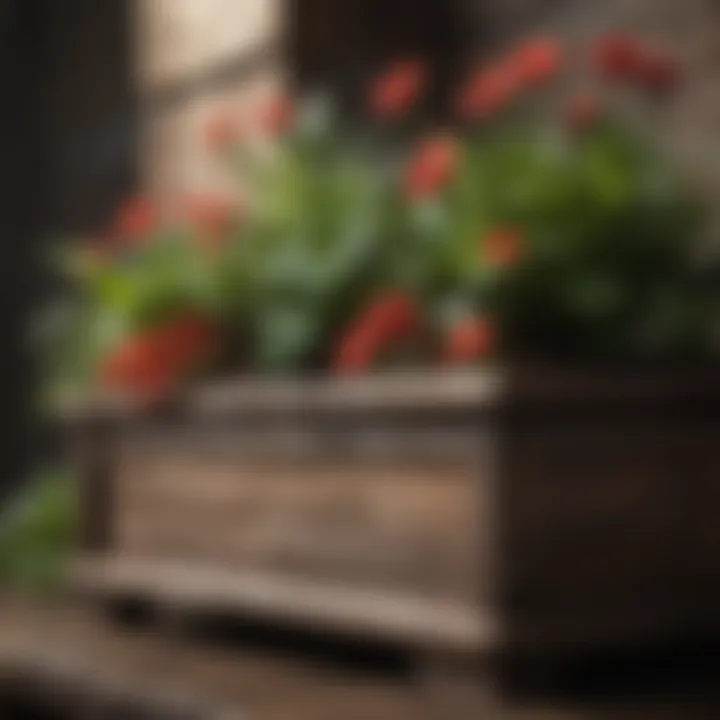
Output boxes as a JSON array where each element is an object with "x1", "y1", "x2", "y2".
[{"x1": 66, "y1": 368, "x2": 720, "y2": 664}]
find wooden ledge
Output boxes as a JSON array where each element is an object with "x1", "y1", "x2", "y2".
[
  {"x1": 190, "y1": 369, "x2": 505, "y2": 416},
  {"x1": 55, "y1": 369, "x2": 505, "y2": 422},
  {"x1": 70, "y1": 557, "x2": 495, "y2": 656},
  {"x1": 55, "y1": 365, "x2": 720, "y2": 424}
]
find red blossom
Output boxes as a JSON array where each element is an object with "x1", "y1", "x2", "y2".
[
  {"x1": 564, "y1": 91, "x2": 603, "y2": 130},
  {"x1": 362, "y1": 290, "x2": 420, "y2": 339},
  {"x1": 99, "y1": 333, "x2": 172, "y2": 400},
  {"x1": 637, "y1": 47, "x2": 680, "y2": 92},
  {"x1": 482, "y1": 227, "x2": 524, "y2": 268},
  {"x1": 513, "y1": 36, "x2": 563, "y2": 86},
  {"x1": 593, "y1": 34, "x2": 680, "y2": 93},
  {"x1": 256, "y1": 94, "x2": 294, "y2": 135},
  {"x1": 99, "y1": 314, "x2": 216, "y2": 400},
  {"x1": 457, "y1": 62, "x2": 520, "y2": 121},
  {"x1": 115, "y1": 196, "x2": 158, "y2": 242},
  {"x1": 334, "y1": 291, "x2": 421, "y2": 374},
  {"x1": 592, "y1": 34, "x2": 645, "y2": 80},
  {"x1": 444, "y1": 317, "x2": 495, "y2": 364},
  {"x1": 154, "y1": 313, "x2": 217, "y2": 374},
  {"x1": 457, "y1": 37, "x2": 561, "y2": 121},
  {"x1": 369, "y1": 59, "x2": 426, "y2": 119},
  {"x1": 334, "y1": 325, "x2": 378, "y2": 374},
  {"x1": 403, "y1": 135, "x2": 459, "y2": 200}
]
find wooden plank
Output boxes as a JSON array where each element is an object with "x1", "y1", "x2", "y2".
[
  {"x1": 5, "y1": 596, "x2": 720, "y2": 718},
  {"x1": 55, "y1": 369, "x2": 505, "y2": 422},
  {"x1": 502, "y1": 415, "x2": 673, "y2": 621},
  {"x1": 113, "y1": 452, "x2": 482, "y2": 602},
  {"x1": 0, "y1": 596, "x2": 426, "y2": 720},
  {"x1": 70, "y1": 557, "x2": 495, "y2": 654},
  {"x1": 508, "y1": 423, "x2": 671, "y2": 589},
  {"x1": 56, "y1": 367, "x2": 720, "y2": 424},
  {"x1": 115, "y1": 424, "x2": 486, "y2": 461},
  {"x1": 69, "y1": 418, "x2": 116, "y2": 553},
  {"x1": 62, "y1": 366, "x2": 720, "y2": 661},
  {"x1": 499, "y1": 393, "x2": 720, "y2": 651},
  {"x1": 189, "y1": 369, "x2": 505, "y2": 416},
  {"x1": 0, "y1": 655, "x2": 218, "y2": 719}
]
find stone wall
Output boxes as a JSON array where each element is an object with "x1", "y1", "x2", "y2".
[
  {"x1": 137, "y1": 0, "x2": 720, "y2": 196},
  {"x1": 135, "y1": 0, "x2": 283, "y2": 198},
  {"x1": 471, "y1": 0, "x2": 720, "y2": 193}
]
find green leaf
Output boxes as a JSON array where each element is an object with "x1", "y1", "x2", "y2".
[
  {"x1": 0, "y1": 469, "x2": 76, "y2": 594},
  {"x1": 255, "y1": 304, "x2": 320, "y2": 371}
]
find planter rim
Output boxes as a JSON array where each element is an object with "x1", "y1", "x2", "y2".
[
  {"x1": 56, "y1": 365, "x2": 720, "y2": 423},
  {"x1": 56, "y1": 369, "x2": 503, "y2": 422}
]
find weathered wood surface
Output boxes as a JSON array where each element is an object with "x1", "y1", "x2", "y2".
[
  {"x1": 115, "y1": 452, "x2": 480, "y2": 599},
  {"x1": 71, "y1": 556, "x2": 492, "y2": 653},
  {"x1": 502, "y1": 397, "x2": 720, "y2": 652},
  {"x1": 1, "y1": 597, "x2": 720, "y2": 719},
  {"x1": 66, "y1": 369, "x2": 720, "y2": 656},
  {"x1": 0, "y1": 596, "x2": 422, "y2": 720},
  {"x1": 57, "y1": 369, "x2": 504, "y2": 421},
  {"x1": 58, "y1": 367, "x2": 720, "y2": 421}
]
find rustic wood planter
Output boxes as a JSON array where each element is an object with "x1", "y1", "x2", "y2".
[{"x1": 65, "y1": 368, "x2": 720, "y2": 672}]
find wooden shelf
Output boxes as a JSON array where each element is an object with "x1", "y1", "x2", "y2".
[
  {"x1": 0, "y1": 596, "x2": 424, "y2": 720},
  {"x1": 70, "y1": 556, "x2": 494, "y2": 655}
]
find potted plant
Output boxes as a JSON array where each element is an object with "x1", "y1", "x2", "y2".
[{"x1": 44, "y1": 32, "x2": 720, "y2": 701}]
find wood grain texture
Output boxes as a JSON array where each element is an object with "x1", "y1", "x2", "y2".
[
  {"x1": 3, "y1": 596, "x2": 720, "y2": 719},
  {"x1": 70, "y1": 557, "x2": 493, "y2": 653},
  {"x1": 57, "y1": 367, "x2": 720, "y2": 422},
  {"x1": 67, "y1": 368, "x2": 720, "y2": 658},
  {"x1": 70, "y1": 418, "x2": 116, "y2": 553},
  {"x1": 501, "y1": 390, "x2": 720, "y2": 651},
  {"x1": 114, "y1": 449, "x2": 482, "y2": 602}
]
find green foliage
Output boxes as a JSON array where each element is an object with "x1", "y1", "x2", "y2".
[
  {"x1": 412, "y1": 122, "x2": 714, "y2": 361},
  {"x1": 0, "y1": 469, "x2": 76, "y2": 594},
  {"x1": 39, "y1": 73, "x2": 720, "y2": 394},
  {"x1": 245, "y1": 125, "x2": 398, "y2": 370}
]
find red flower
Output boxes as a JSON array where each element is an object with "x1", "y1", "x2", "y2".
[
  {"x1": 403, "y1": 135, "x2": 459, "y2": 200},
  {"x1": 457, "y1": 62, "x2": 520, "y2": 121},
  {"x1": 362, "y1": 290, "x2": 420, "y2": 339},
  {"x1": 115, "y1": 196, "x2": 158, "y2": 242},
  {"x1": 334, "y1": 290, "x2": 421, "y2": 374},
  {"x1": 637, "y1": 47, "x2": 680, "y2": 93},
  {"x1": 204, "y1": 111, "x2": 241, "y2": 151},
  {"x1": 256, "y1": 94, "x2": 294, "y2": 135},
  {"x1": 513, "y1": 36, "x2": 563, "y2": 86},
  {"x1": 99, "y1": 314, "x2": 216, "y2": 400},
  {"x1": 185, "y1": 195, "x2": 240, "y2": 250},
  {"x1": 155, "y1": 313, "x2": 217, "y2": 375},
  {"x1": 174, "y1": 314, "x2": 215, "y2": 357},
  {"x1": 565, "y1": 91, "x2": 603, "y2": 130},
  {"x1": 444, "y1": 317, "x2": 495, "y2": 364},
  {"x1": 482, "y1": 227, "x2": 524, "y2": 268},
  {"x1": 593, "y1": 34, "x2": 680, "y2": 93},
  {"x1": 334, "y1": 325, "x2": 377, "y2": 374},
  {"x1": 592, "y1": 34, "x2": 645, "y2": 80},
  {"x1": 369, "y1": 59, "x2": 426, "y2": 119},
  {"x1": 99, "y1": 333, "x2": 172, "y2": 400}
]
